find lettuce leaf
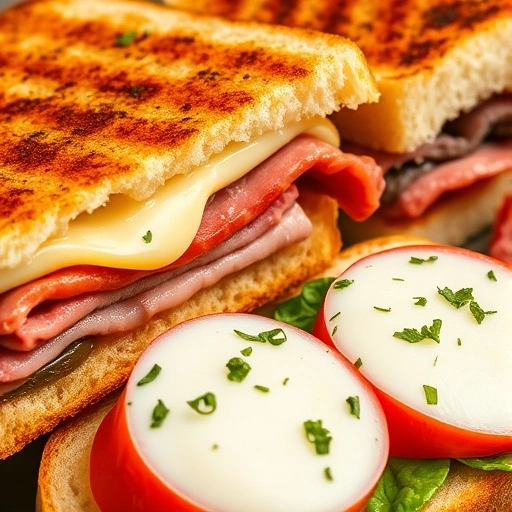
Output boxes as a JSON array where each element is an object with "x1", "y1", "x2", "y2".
[
  {"x1": 274, "y1": 277, "x2": 334, "y2": 332},
  {"x1": 458, "y1": 453, "x2": 512, "y2": 471},
  {"x1": 367, "y1": 458, "x2": 450, "y2": 512}
]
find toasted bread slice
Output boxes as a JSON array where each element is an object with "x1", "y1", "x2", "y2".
[
  {"x1": 0, "y1": 0, "x2": 377, "y2": 270},
  {"x1": 164, "y1": 0, "x2": 512, "y2": 152},
  {"x1": 0, "y1": 190, "x2": 340, "y2": 460},
  {"x1": 37, "y1": 235, "x2": 512, "y2": 512}
]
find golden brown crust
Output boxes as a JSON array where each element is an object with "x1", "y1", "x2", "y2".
[
  {"x1": 165, "y1": 0, "x2": 512, "y2": 152},
  {"x1": 0, "y1": 0, "x2": 377, "y2": 269},
  {"x1": 0, "y1": 190, "x2": 340, "y2": 460}
]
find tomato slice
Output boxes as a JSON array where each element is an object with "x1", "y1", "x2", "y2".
[
  {"x1": 90, "y1": 313, "x2": 389, "y2": 512},
  {"x1": 314, "y1": 245, "x2": 512, "y2": 459}
]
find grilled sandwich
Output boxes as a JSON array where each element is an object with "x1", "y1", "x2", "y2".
[
  {"x1": 164, "y1": 0, "x2": 512, "y2": 247},
  {"x1": 0, "y1": 0, "x2": 382, "y2": 458}
]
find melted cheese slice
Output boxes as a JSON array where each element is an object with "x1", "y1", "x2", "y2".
[
  {"x1": 1, "y1": 118, "x2": 338, "y2": 294},
  {"x1": 324, "y1": 246, "x2": 512, "y2": 434},
  {"x1": 125, "y1": 314, "x2": 387, "y2": 512}
]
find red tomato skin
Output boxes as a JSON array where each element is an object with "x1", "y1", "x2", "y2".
[
  {"x1": 90, "y1": 388, "x2": 201, "y2": 512},
  {"x1": 313, "y1": 246, "x2": 512, "y2": 459},
  {"x1": 90, "y1": 314, "x2": 390, "y2": 512}
]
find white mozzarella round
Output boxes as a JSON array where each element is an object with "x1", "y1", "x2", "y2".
[
  {"x1": 125, "y1": 313, "x2": 387, "y2": 512},
  {"x1": 324, "y1": 246, "x2": 512, "y2": 434}
]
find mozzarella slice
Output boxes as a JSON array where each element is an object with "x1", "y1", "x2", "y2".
[
  {"x1": 0, "y1": 117, "x2": 339, "y2": 294},
  {"x1": 323, "y1": 245, "x2": 512, "y2": 435},
  {"x1": 121, "y1": 314, "x2": 388, "y2": 512}
]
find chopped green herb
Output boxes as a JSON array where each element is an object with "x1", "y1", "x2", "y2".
[
  {"x1": 346, "y1": 395, "x2": 361, "y2": 419},
  {"x1": 283, "y1": 377, "x2": 290, "y2": 386},
  {"x1": 142, "y1": 230, "x2": 153, "y2": 244},
  {"x1": 423, "y1": 385, "x2": 438, "y2": 405},
  {"x1": 234, "y1": 328, "x2": 287, "y2": 346},
  {"x1": 487, "y1": 270, "x2": 497, "y2": 281},
  {"x1": 354, "y1": 357, "x2": 363, "y2": 369},
  {"x1": 329, "y1": 311, "x2": 341, "y2": 322},
  {"x1": 324, "y1": 467, "x2": 333, "y2": 481},
  {"x1": 394, "y1": 319, "x2": 442, "y2": 344},
  {"x1": 457, "y1": 337, "x2": 462, "y2": 346},
  {"x1": 187, "y1": 392, "x2": 217, "y2": 415},
  {"x1": 274, "y1": 277, "x2": 334, "y2": 333},
  {"x1": 254, "y1": 385, "x2": 270, "y2": 393},
  {"x1": 150, "y1": 399, "x2": 170, "y2": 428},
  {"x1": 333, "y1": 279, "x2": 354, "y2": 290},
  {"x1": 413, "y1": 296, "x2": 427, "y2": 306},
  {"x1": 392, "y1": 277, "x2": 405, "y2": 281},
  {"x1": 469, "y1": 301, "x2": 497, "y2": 324},
  {"x1": 331, "y1": 325, "x2": 338, "y2": 336},
  {"x1": 115, "y1": 30, "x2": 137, "y2": 47},
  {"x1": 374, "y1": 306, "x2": 391, "y2": 312},
  {"x1": 240, "y1": 347, "x2": 253, "y2": 357},
  {"x1": 437, "y1": 286, "x2": 473, "y2": 309},
  {"x1": 304, "y1": 419, "x2": 332, "y2": 455},
  {"x1": 421, "y1": 319, "x2": 442, "y2": 343},
  {"x1": 434, "y1": 356, "x2": 439, "y2": 366},
  {"x1": 226, "y1": 357, "x2": 251, "y2": 382},
  {"x1": 127, "y1": 402, "x2": 132, "y2": 406},
  {"x1": 212, "y1": 444, "x2": 219, "y2": 450},
  {"x1": 137, "y1": 363, "x2": 161, "y2": 386},
  {"x1": 409, "y1": 256, "x2": 438, "y2": 264}
]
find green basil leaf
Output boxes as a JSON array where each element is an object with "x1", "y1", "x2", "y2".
[
  {"x1": 274, "y1": 277, "x2": 334, "y2": 332},
  {"x1": 458, "y1": 453, "x2": 512, "y2": 471},
  {"x1": 367, "y1": 458, "x2": 450, "y2": 512}
]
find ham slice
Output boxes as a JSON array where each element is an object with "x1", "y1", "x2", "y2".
[
  {"x1": 0, "y1": 202, "x2": 312, "y2": 383},
  {"x1": 490, "y1": 194, "x2": 512, "y2": 264},
  {"x1": 0, "y1": 135, "x2": 383, "y2": 336},
  {"x1": 381, "y1": 141, "x2": 512, "y2": 218}
]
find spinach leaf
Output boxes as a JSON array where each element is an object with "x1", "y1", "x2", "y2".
[
  {"x1": 274, "y1": 277, "x2": 334, "y2": 332},
  {"x1": 367, "y1": 458, "x2": 450, "y2": 512},
  {"x1": 458, "y1": 453, "x2": 512, "y2": 471}
]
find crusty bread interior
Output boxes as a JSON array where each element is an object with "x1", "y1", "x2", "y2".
[
  {"x1": 338, "y1": 171, "x2": 512, "y2": 247},
  {"x1": 37, "y1": 234, "x2": 512, "y2": 512},
  {"x1": 0, "y1": 0, "x2": 377, "y2": 270},
  {"x1": 164, "y1": 0, "x2": 512, "y2": 152},
  {"x1": 0, "y1": 190, "x2": 340, "y2": 460}
]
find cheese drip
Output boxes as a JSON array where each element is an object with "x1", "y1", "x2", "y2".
[{"x1": 0, "y1": 118, "x2": 339, "y2": 294}]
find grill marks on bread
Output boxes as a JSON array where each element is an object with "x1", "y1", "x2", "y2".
[
  {"x1": 180, "y1": 0, "x2": 512, "y2": 78},
  {"x1": 0, "y1": 0, "x2": 377, "y2": 270}
]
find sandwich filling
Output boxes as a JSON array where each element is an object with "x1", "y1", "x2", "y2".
[
  {"x1": 341, "y1": 94, "x2": 512, "y2": 219},
  {"x1": 0, "y1": 119, "x2": 384, "y2": 390}
]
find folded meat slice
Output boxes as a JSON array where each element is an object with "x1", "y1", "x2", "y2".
[
  {"x1": 0, "y1": 135, "x2": 384, "y2": 336},
  {"x1": 0, "y1": 202, "x2": 311, "y2": 383},
  {"x1": 338, "y1": 94, "x2": 512, "y2": 219},
  {"x1": 2, "y1": 186, "x2": 298, "y2": 351}
]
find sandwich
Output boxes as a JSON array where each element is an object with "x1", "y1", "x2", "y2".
[
  {"x1": 36, "y1": 235, "x2": 512, "y2": 512},
  {"x1": 0, "y1": 0, "x2": 383, "y2": 459},
  {"x1": 162, "y1": 0, "x2": 512, "y2": 247}
]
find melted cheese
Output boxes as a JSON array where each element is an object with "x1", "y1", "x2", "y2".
[
  {"x1": 125, "y1": 314, "x2": 387, "y2": 512},
  {"x1": 324, "y1": 246, "x2": 512, "y2": 434},
  {"x1": 0, "y1": 118, "x2": 338, "y2": 294}
]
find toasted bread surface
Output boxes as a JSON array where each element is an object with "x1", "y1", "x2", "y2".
[
  {"x1": 0, "y1": 0, "x2": 377, "y2": 270},
  {"x1": 165, "y1": 0, "x2": 512, "y2": 152},
  {"x1": 0, "y1": 190, "x2": 340, "y2": 459},
  {"x1": 37, "y1": 235, "x2": 512, "y2": 512}
]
